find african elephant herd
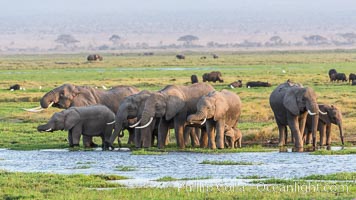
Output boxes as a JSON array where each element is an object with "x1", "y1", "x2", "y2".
[{"x1": 28, "y1": 68, "x2": 348, "y2": 152}]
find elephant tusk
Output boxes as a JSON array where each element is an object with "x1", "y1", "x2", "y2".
[
  {"x1": 200, "y1": 118, "x2": 207, "y2": 125},
  {"x1": 48, "y1": 101, "x2": 54, "y2": 108},
  {"x1": 45, "y1": 128, "x2": 52, "y2": 132},
  {"x1": 319, "y1": 110, "x2": 327, "y2": 115},
  {"x1": 307, "y1": 109, "x2": 317, "y2": 115},
  {"x1": 129, "y1": 119, "x2": 141, "y2": 128},
  {"x1": 135, "y1": 117, "x2": 153, "y2": 129},
  {"x1": 23, "y1": 107, "x2": 44, "y2": 112},
  {"x1": 106, "y1": 120, "x2": 115, "y2": 125}
]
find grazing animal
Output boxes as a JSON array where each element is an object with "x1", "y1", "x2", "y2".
[
  {"x1": 87, "y1": 54, "x2": 103, "y2": 61},
  {"x1": 349, "y1": 73, "x2": 356, "y2": 84},
  {"x1": 9, "y1": 84, "x2": 21, "y2": 91},
  {"x1": 352, "y1": 80, "x2": 356, "y2": 85},
  {"x1": 328, "y1": 69, "x2": 337, "y2": 81},
  {"x1": 176, "y1": 54, "x2": 185, "y2": 59},
  {"x1": 246, "y1": 81, "x2": 271, "y2": 88},
  {"x1": 330, "y1": 73, "x2": 347, "y2": 82},
  {"x1": 191, "y1": 75, "x2": 199, "y2": 84},
  {"x1": 229, "y1": 80, "x2": 242, "y2": 88},
  {"x1": 212, "y1": 54, "x2": 219, "y2": 59},
  {"x1": 200, "y1": 56, "x2": 207, "y2": 59},
  {"x1": 202, "y1": 71, "x2": 224, "y2": 83}
]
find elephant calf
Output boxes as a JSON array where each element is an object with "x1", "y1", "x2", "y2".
[
  {"x1": 224, "y1": 125, "x2": 242, "y2": 148},
  {"x1": 37, "y1": 105, "x2": 116, "y2": 150}
]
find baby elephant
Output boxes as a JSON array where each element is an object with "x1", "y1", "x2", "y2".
[
  {"x1": 224, "y1": 125, "x2": 242, "y2": 148},
  {"x1": 37, "y1": 105, "x2": 116, "y2": 150}
]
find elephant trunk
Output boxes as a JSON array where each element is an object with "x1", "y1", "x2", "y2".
[
  {"x1": 187, "y1": 110, "x2": 206, "y2": 124},
  {"x1": 307, "y1": 102, "x2": 319, "y2": 148},
  {"x1": 338, "y1": 122, "x2": 344, "y2": 145},
  {"x1": 110, "y1": 114, "x2": 126, "y2": 145},
  {"x1": 138, "y1": 110, "x2": 155, "y2": 128},
  {"x1": 37, "y1": 124, "x2": 53, "y2": 132}
]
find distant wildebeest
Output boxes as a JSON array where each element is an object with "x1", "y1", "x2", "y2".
[
  {"x1": 330, "y1": 73, "x2": 347, "y2": 82},
  {"x1": 143, "y1": 52, "x2": 154, "y2": 56},
  {"x1": 87, "y1": 54, "x2": 103, "y2": 61},
  {"x1": 328, "y1": 69, "x2": 337, "y2": 81},
  {"x1": 246, "y1": 81, "x2": 271, "y2": 88},
  {"x1": 202, "y1": 71, "x2": 224, "y2": 83},
  {"x1": 9, "y1": 84, "x2": 20, "y2": 91},
  {"x1": 349, "y1": 73, "x2": 356, "y2": 84},
  {"x1": 176, "y1": 54, "x2": 185, "y2": 59},
  {"x1": 229, "y1": 80, "x2": 242, "y2": 88},
  {"x1": 212, "y1": 54, "x2": 219, "y2": 59},
  {"x1": 200, "y1": 56, "x2": 207, "y2": 59},
  {"x1": 191, "y1": 75, "x2": 198, "y2": 84}
]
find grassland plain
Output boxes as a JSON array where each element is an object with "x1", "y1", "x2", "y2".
[
  {"x1": 1, "y1": 50, "x2": 356, "y2": 149},
  {"x1": 0, "y1": 51, "x2": 356, "y2": 199}
]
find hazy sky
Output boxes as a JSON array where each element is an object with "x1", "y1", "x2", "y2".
[{"x1": 1, "y1": 0, "x2": 356, "y2": 16}]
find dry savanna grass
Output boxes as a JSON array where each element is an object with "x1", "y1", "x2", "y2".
[{"x1": 1, "y1": 50, "x2": 356, "y2": 149}]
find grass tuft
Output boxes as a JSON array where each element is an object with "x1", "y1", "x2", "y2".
[{"x1": 200, "y1": 160, "x2": 263, "y2": 165}]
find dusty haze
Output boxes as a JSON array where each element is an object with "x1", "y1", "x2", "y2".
[{"x1": 1, "y1": 0, "x2": 356, "y2": 52}]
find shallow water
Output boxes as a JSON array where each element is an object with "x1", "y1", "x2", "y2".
[{"x1": 0, "y1": 149, "x2": 355, "y2": 182}]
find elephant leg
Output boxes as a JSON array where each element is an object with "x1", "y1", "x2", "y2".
[
  {"x1": 238, "y1": 138, "x2": 242, "y2": 148},
  {"x1": 206, "y1": 121, "x2": 216, "y2": 149},
  {"x1": 200, "y1": 128, "x2": 208, "y2": 148},
  {"x1": 278, "y1": 124, "x2": 286, "y2": 147},
  {"x1": 142, "y1": 123, "x2": 155, "y2": 148},
  {"x1": 68, "y1": 130, "x2": 73, "y2": 147},
  {"x1": 319, "y1": 124, "x2": 326, "y2": 146},
  {"x1": 174, "y1": 116, "x2": 186, "y2": 149},
  {"x1": 284, "y1": 126, "x2": 288, "y2": 144},
  {"x1": 183, "y1": 127, "x2": 191, "y2": 147},
  {"x1": 82, "y1": 135, "x2": 93, "y2": 148},
  {"x1": 71, "y1": 126, "x2": 82, "y2": 147},
  {"x1": 298, "y1": 112, "x2": 307, "y2": 142},
  {"x1": 288, "y1": 114, "x2": 303, "y2": 152},
  {"x1": 134, "y1": 129, "x2": 142, "y2": 148},
  {"x1": 325, "y1": 124, "x2": 332, "y2": 146},
  {"x1": 215, "y1": 120, "x2": 225, "y2": 149},
  {"x1": 127, "y1": 128, "x2": 135, "y2": 145},
  {"x1": 190, "y1": 127, "x2": 200, "y2": 147},
  {"x1": 157, "y1": 119, "x2": 169, "y2": 149}
]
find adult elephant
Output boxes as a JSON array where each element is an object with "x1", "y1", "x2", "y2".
[
  {"x1": 187, "y1": 90, "x2": 241, "y2": 149},
  {"x1": 269, "y1": 80, "x2": 321, "y2": 152},
  {"x1": 109, "y1": 90, "x2": 159, "y2": 148},
  {"x1": 304, "y1": 104, "x2": 344, "y2": 147},
  {"x1": 136, "y1": 83, "x2": 215, "y2": 149},
  {"x1": 37, "y1": 105, "x2": 115, "y2": 150},
  {"x1": 27, "y1": 84, "x2": 139, "y2": 145}
]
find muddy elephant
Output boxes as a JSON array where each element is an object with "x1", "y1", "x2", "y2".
[
  {"x1": 202, "y1": 71, "x2": 224, "y2": 83},
  {"x1": 330, "y1": 73, "x2": 347, "y2": 82},
  {"x1": 304, "y1": 104, "x2": 344, "y2": 146},
  {"x1": 191, "y1": 75, "x2": 198, "y2": 84},
  {"x1": 187, "y1": 90, "x2": 241, "y2": 149},
  {"x1": 224, "y1": 125, "x2": 242, "y2": 148},
  {"x1": 349, "y1": 73, "x2": 356, "y2": 84},
  {"x1": 27, "y1": 84, "x2": 139, "y2": 145},
  {"x1": 87, "y1": 54, "x2": 103, "y2": 61},
  {"x1": 176, "y1": 54, "x2": 185, "y2": 59},
  {"x1": 37, "y1": 105, "x2": 115, "y2": 150},
  {"x1": 269, "y1": 80, "x2": 321, "y2": 152},
  {"x1": 136, "y1": 83, "x2": 215, "y2": 149},
  {"x1": 246, "y1": 81, "x2": 271, "y2": 88},
  {"x1": 328, "y1": 69, "x2": 337, "y2": 82}
]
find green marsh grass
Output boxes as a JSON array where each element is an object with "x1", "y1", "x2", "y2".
[
  {"x1": 200, "y1": 160, "x2": 263, "y2": 165},
  {"x1": 155, "y1": 176, "x2": 212, "y2": 182}
]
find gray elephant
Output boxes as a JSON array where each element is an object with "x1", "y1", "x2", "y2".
[
  {"x1": 304, "y1": 104, "x2": 344, "y2": 146},
  {"x1": 110, "y1": 90, "x2": 160, "y2": 148},
  {"x1": 269, "y1": 80, "x2": 321, "y2": 152},
  {"x1": 202, "y1": 71, "x2": 224, "y2": 83},
  {"x1": 224, "y1": 125, "x2": 242, "y2": 148},
  {"x1": 135, "y1": 83, "x2": 215, "y2": 149},
  {"x1": 87, "y1": 54, "x2": 103, "y2": 61},
  {"x1": 37, "y1": 105, "x2": 115, "y2": 150},
  {"x1": 187, "y1": 90, "x2": 242, "y2": 149},
  {"x1": 27, "y1": 84, "x2": 139, "y2": 146}
]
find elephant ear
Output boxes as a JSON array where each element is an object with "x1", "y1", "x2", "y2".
[
  {"x1": 283, "y1": 89, "x2": 299, "y2": 116},
  {"x1": 64, "y1": 108, "x2": 81, "y2": 130},
  {"x1": 214, "y1": 94, "x2": 228, "y2": 121},
  {"x1": 165, "y1": 95, "x2": 185, "y2": 121}
]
